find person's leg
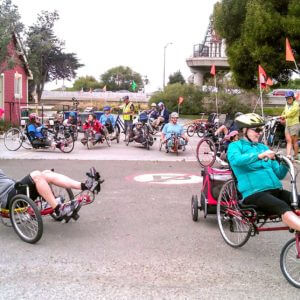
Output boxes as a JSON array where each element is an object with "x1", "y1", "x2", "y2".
[
  {"x1": 282, "y1": 211, "x2": 300, "y2": 231},
  {"x1": 285, "y1": 130, "x2": 292, "y2": 157},
  {"x1": 291, "y1": 134, "x2": 299, "y2": 158}
]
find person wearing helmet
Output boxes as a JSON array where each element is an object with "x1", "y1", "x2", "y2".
[
  {"x1": 161, "y1": 112, "x2": 188, "y2": 149},
  {"x1": 152, "y1": 101, "x2": 169, "y2": 129},
  {"x1": 27, "y1": 113, "x2": 54, "y2": 148},
  {"x1": 81, "y1": 113, "x2": 105, "y2": 145},
  {"x1": 63, "y1": 111, "x2": 77, "y2": 126},
  {"x1": 147, "y1": 102, "x2": 159, "y2": 121},
  {"x1": 281, "y1": 90, "x2": 299, "y2": 160},
  {"x1": 100, "y1": 106, "x2": 116, "y2": 135},
  {"x1": 227, "y1": 113, "x2": 300, "y2": 232},
  {"x1": 120, "y1": 96, "x2": 135, "y2": 139},
  {"x1": 214, "y1": 112, "x2": 243, "y2": 137}
]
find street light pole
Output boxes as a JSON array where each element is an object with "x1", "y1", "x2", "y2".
[{"x1": 163, "y1": 42, "x2": 173, "y2": 89}]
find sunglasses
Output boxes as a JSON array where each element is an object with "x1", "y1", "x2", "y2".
[{"x1": 250, "y1": 127, "x2": 263, "y2": 133}]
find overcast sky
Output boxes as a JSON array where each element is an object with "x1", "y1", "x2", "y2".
[{"x1": 13, "y1": 0, "x2": 218, "y2": 92}]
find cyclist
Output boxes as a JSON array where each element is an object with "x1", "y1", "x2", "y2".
[
  {"x1": 63, "y1": 111, "x2": 77, "y2": 126},
  {"x1": 152, "y1": 102, "x2": 169, "y2": 129},
  {"x1": 81, "y1": 113, "x2": 105, "y2": 145},
  {"x1": 214, "y1": 112, "x2": 243, "y2": 137},
  {"x1": 0, "y1": 168, "x2": 96, "y2": 219},
  {"x1": 281, "y1": 90, "x2": 299, "y2": 160},
  {"x1": 227, "y1": 113, "x2": 300, "y2": 231},
  {"x1": 100, "y1": 106, "x2": 116, "y2": 134},
  {"x1": 161, "y1": 112, "x2": 188, "y2": 149},
  {"x1": 147, "y1": 103, "x2": 159, "y2": 120},
  {"x1": 27, "y1": 113, "x2": 57, "y2": 148}
]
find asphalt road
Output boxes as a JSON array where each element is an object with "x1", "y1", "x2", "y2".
[{"x1": 0, "y1": 159, "x2": 299, "y2": 299}]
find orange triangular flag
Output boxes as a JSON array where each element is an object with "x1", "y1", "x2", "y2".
[
  {"x1": 178, "y1": 96, "x2": 184, "y2": 105},
  {"x1": 286, "y1": 38, "x2": 295, "y2": 62},
  {"x1": 210, "y1": 64, "x2": 216, "y2": 76},
  {"x1": 266, "y1": 77, "x2": 273, "y2": 86},
  {"x1": 258, "y1": 65, "x2": 267, "y2": 88},
  {"x1": 296, "y1": 92, "x2": 300, "y2": 101}
]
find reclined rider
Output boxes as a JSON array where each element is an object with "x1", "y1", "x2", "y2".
[
  {"x1": 0, "y1": 168, "x2": 96, "y2": 219},
  {"x1": 227, "y1": 113, "x2": 300, "y2": 231},
  {"x1": 99, "y1": 106, "x2": 116, "y2": 135},
  {"x1": 161, "y1": 112, "x2": 188, "y2": 149},
  {"x1": 27, "y1": 113, "x2": 58, "y2": 149},
  {"x1": 81, "y1": 113, "x2": 105, "y2": 145}
]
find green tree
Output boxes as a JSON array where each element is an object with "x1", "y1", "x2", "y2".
[
  {"x1": 100, "y1": 66, "x2": 143, "y2": 92},
  {"x1": 70, "y1": 75, "x2": 102, "y2": 91},
  {"x1": 0, "y1": 0, "x2": 23, "y2": 72},
  {"x1": 168, "y1": 70, "x2": 186, "y2": 85},
  {"x1": 150, "y1": 83, "x2": 204, "y2": 115},
  {"x1": 26, "y1": 10, "x2": 83, "y2": 102},
  {"x1": 213, "y1": 0, "x2": 300, "y2": 89}
]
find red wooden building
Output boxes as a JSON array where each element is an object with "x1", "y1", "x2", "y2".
[{"x1": 0, "y1": 34, "x2": 33, "y2": 124}]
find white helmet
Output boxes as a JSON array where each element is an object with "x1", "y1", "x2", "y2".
[{"x1": 170, "y1": 112, "x2": 179, "y2": 118}]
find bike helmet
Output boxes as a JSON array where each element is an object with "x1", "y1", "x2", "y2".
[
  {"x1": 170, "y1": 112, "x2": 179, "y2": 118},
  {"x1": 234, "y1": 112, "x2": 243, "y2": 119},
  {"x1": 29, "y1": 113, "x2": 38, "y2": 122},
  {"x1": 123, "y1": 95, "x2": 129, "y2": 100},
  {"x1": 69, "y1": 112, "x2": 76, "y2": 117},
  {"x1": 158, "y1": 102, "x2": 164, "y2": 107},
  {"x1": 103, "y1": 106, "x2": 111, "y2": 111},
  {"x1": 285, "y1": 90, "x2": 295, "y2": 99},
  {"x1": 151, "y1": 103, "x2": 157, "y2": 107},
  {"x1": 235, "y1": 113, "x2": 265, "y2": 129}
]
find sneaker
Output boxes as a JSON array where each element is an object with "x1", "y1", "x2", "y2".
[{"x1": 57, "y1": 200, "x2": 80, "y2": 218}]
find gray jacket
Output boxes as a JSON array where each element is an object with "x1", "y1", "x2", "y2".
[{"x1": 0, "y1": 170, "x2": 15, "y2": 207}]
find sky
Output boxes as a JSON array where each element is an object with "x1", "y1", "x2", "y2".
[{"x1": 13, "y1": 0, "x2": 219, "y2": 92}]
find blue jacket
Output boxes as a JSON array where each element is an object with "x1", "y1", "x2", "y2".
[
  {"x1": 227, "y1": 139, "x2": 288, "y2": 199},
  {"x1": 100, "y1": 114, "x2": 115, "y2": 127}
]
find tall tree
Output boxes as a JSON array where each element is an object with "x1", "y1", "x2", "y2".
[
  {"x1": 168, "y1": 70, "x2": 186, "y2": 85},
  {"x1": 70, "y1": 75, "x2": 102, "y2": 91},
  {"x1": 0, "y1": 0, "x2": 23, "y2": 72},
  {"x1": 213, "y1": 0, "x2": 300, "y2": 89},
  {"x1": 26, "y1": 10, "x2": 83, "y2": 101},
  {"x1": 101, "y1": 66, "x2": 143, "y2": 92}
]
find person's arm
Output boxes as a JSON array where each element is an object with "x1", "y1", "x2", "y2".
[
  {"x1": 283, "y1": 102, "x2": 299, "y2": 119},
  {"x1": 270, "y1": 159, "x2": 289, "y2": 180}
]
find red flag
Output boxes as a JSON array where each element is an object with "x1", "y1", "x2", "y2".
[
  {"x1": 258, "y1": 65, "x2": 267, "y2": 89},
  {"x1": 296, "y1": 92, "x2": 300, "y2": 101},
  {"x1": 286, "y1": 38, "x2": 295, "y2": 62},
  {"x1": 266, "y1": 77, "x2": 273, "y2": 86},
  {"x1": 210, "y1": 64, "x2": 216, "y2": 76},
  {"x1": 0, "y1": 108, "x2": 4, "y2": 118},
  {"x1": 178, "y1": 96, "x2": 184, "y2": 105}
]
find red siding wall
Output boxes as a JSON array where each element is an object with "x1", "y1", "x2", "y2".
[{"x1": 1, "y1": 39, "x2": 28, "y2": 124}]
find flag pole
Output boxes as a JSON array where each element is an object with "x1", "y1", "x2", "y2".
[
  {"x1": 214, "y1": 75, "x2": 218, "y2": 116},
  {"x1": 259, "y1": 79, "x2": 267, "y2": 144}
]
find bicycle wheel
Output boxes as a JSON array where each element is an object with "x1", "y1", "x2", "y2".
[
  {"x1": 59, "y1": 135, "x2": 75, "y2": 153},
  {"x1": 50, "y1": 186, "x2": 74, "y2": 221},
  {"x1": 115, "y1": 124, "x2": 120, "y2": 143},
  {"x1": 21, "y1": 133, "x2": 32, "y2": 149},
  {"x1": 196, "y1": 126, "x2": 205, "y2": 138},
  {"x1": 9, "y1": 195, "x2": 43, "y2": 244},
  {"x1": 187, "y1": 125, "x2": 195, "y2": 137},
  {"x1": 217, "y1": 179, "x2": 251, "y2": 248},
  {"x1": 191, "y1": 195, "x2": 199, "y2": 222},
  {"x1": 4, "y1": 128, "x2": 23, "y2": 151},
  {"x1": 280, "y1": 237, "x2": 300, "y2": 288},
  {"x1": 196, "y1": 138, "x2": 216, "y2": 167}
]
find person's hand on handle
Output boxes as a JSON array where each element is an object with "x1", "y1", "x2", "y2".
[{"x1": 258, "y1": 149, "x2": 275, "y2": 161}]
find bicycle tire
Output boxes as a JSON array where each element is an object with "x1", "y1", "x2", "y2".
[
  {"x1": 4, "y1": 128, "x2": 23, "y2": 151},
  {"x1": 196, "y1": 138, "x2": 216, "y2": 167},
  {"x1": 187, "y1": 125, "x2": 195, "y2": 137}
]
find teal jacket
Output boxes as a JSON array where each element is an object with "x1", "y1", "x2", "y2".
[{"x1": 227, "y1": 139, "x2": 288, "y2": 199}]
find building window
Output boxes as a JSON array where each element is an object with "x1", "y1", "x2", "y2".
[{"x1": 14, "y1": 73, "x2": 22, "y2": 98}]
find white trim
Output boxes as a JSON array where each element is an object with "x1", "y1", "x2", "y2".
[
  {"x1": 0, "y1": 73, "x2": 4, "y2": 116},
  {"x1": 14, "y1": 72, "x2": 22, "y2": 99}
]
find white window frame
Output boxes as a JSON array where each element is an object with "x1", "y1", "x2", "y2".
[{"x1": 14, "y1": 72, "x2": 22, "y2": 99}]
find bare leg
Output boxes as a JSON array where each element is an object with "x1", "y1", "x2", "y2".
[
  {"x1": 285, "y1": 131, "x2": 292, "y2": 157},
  {"x1": 291, "y1": 135, "x2": 299, "y2": 158},
  {"x1": 41, "y1": 170, "x2": 81, "y2": 189},
  {"x1": 282, "y1": 211, "x2": 300, "y2": 231}
]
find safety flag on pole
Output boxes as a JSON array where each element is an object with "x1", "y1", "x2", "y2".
[
  {"x1": 258, "y1": 65, "x2": 267, "y2": 89},
  {"x1": 286, "y1": 38, "x2": 295, "y2": 62},
  {"x1": 178, "y1": 96, "x2": 184, "y2": 105},
  {"x1": 296, "y1": 91, "x2": 300, "y2": 101},
  {"x1": 266, "y1": 77, "x2": 273, "y2": 86},
  {"x1": 210, "y1": 64, "x2": 216, "y2": 76}
]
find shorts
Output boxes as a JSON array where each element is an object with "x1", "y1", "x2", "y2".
[
  {"x1": 285, "y1": 123, "x2": 300, "y2": 136},
  {"x1": 243, "y1": 189, "x2": 299, "y2": 216},
  {"x1": 6, "y1": 174, "x2": 39, "y2": 209}
]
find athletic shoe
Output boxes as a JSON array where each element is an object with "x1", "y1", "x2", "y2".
[{"x1": 57, "y1": 200, "x2": 80, "y2": 218}]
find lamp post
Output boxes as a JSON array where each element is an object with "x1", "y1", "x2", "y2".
[{"x1": 163, "y1": 42, "x2": 173, "y2": 89}]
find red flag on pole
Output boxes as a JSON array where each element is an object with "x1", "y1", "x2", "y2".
[
  {"x1": 296, "y1": 92, "x2": 300, "y2": 101},
  {"x1": 258, "y1": 65, "x2": 267, "y2": 89},
  {"x1": 266, "y1": 77, "x2": 273, "y2": 86},
  {"x1": 210, "y1": 64, "x2": 216, "y2": 76},
  {"x1": 178, "y1": 96, "x2": 184, "y2": 105},
  {"x1": 286, "y1": 38, "x2": 295, "y2": 62}
]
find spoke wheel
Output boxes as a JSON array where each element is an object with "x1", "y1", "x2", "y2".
[
  {"x1": 59, "y1": 136, "x2": 75, "y2": 153},
  {"x1": 9, "y1": 195, "x2": 43, "y2": 244},
  {"x1": 196, "y1": 138, "x2": 216, "y2": 167},
  {"x1": 187, "y1": 125, "x2": 195, "y2": 137},
  {"x1": 50, "y1": 186, "x2": 74, "y2": 221},
  {"x1": 280, "y1": 237, "x2": 300, "y2": 288},
  {"x1": 115, "y1": 125, "x2": 120, "y2": 143},
  {"x1": 217, "y1": 179, "x2": 251, "y2": 248},
  {"x1": 21, "y1": 133, "x2": 32, "y2": 149},
  {"x1": 4, "y1": 128, "x2": 23, "y2": 151}
]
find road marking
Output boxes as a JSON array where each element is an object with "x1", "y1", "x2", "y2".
[{"x1": 133, "y1": 173, "x2": 202, "y2": 185}]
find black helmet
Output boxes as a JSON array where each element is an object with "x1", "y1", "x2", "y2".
[
  {"x1": 235, "y1": 113, "x2": 265, "y2": 129},
  {"x1": 123, "y1": 95, "x2": 129, "y2": 100}
]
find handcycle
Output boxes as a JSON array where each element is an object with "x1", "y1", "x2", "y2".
[
  {"x1": 159, "y1": 133, "x2": 187, "y2": 155},
  {"x1": 0, "y1": 168, "x2": 104, "y2": 244},
  {"x1": 4, "y1": 125, "x2": 74, "y2": 153},
  {"x1": 84, "y1": 128, "x2": 111, "y2": 149},
  {"x1": 216, "y1": 154, "x2": 300, "y2": 288}
]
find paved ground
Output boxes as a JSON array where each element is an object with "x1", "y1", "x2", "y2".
[{"x1": 0, "y1": 159, "x2": 299, "y2": 299}]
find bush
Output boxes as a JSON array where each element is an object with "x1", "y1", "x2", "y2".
[
  {"x1": 149, "y1": 83, "x2": 205, "y2": 115},
  {"x1": 0, "y1": 119, "x2": 14, "y2": 132}
]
